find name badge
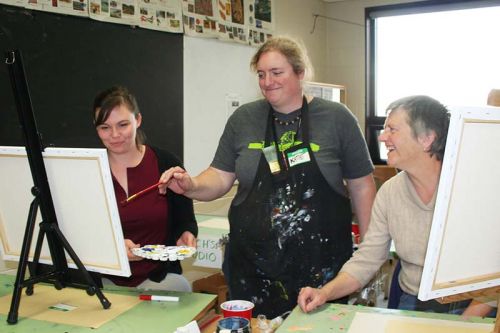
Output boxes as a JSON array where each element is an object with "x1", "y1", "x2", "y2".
[
  {"x1": 262, "y1": 145, "x2": 281, "y2": 174},
  {"x1": 287, "y1": 147, "x2": 310, "y2": 167}
]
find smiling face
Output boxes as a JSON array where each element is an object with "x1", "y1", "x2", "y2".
[
  {"x1": 96, "y1": 104, "x2": 142, "y2": 155},
  {"x1": 256, "y1": 50, "x2": 304, "y2": 113},
  {"x1": 378, "y1": 108, "x2": 432, "y2": 171}
]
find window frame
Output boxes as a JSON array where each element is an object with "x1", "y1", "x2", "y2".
[{"x1": 364, "y1": 0, "x2": 500, "y2": 164}]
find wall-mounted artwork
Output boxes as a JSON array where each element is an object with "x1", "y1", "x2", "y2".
[
  {"x1": 0, "y1": 146, "x2": 130, "y2": 277},
  {"x1": 248, "y1": 0, "x2": 273, "y2": 46},
  {"x1": 182, "y1": 0, "x2": 218, "y2": 37},
  {"x1": 419, "y1": 106, "x2": 500, "y2": 301},
  {"x1": 216, "y1": 0, "x2": 249, "y2": 44},
  {"x1": 0, "y1": 0, "x2": 274, "y2": 44}
]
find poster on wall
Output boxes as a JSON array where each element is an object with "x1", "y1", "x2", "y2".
[
  {"x1": 248, "y1": 0, "x2": 273, "y2": 46},
  {"x1": 216, "y1": 0, "x2": 248, "y2": 44},
  {"x1": 89, "y1": 0, "x2": 138, "y2": 25},
  {"x1": 182, "y1": 0, "x2": 218, "y2": 37},
  {"x1": 0, "y1": 0, "x2": 25, "y2": 7},
  {"x1": 138, "y1": 0, "x2": 183, "y2": 33},
  {"x1": 24, "y1": 0, "x2": 88, "y2": 16}
]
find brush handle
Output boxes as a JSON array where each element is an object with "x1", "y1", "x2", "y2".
[{"x1": 122, "y1": 181, "x2": 161, "y2": 204}]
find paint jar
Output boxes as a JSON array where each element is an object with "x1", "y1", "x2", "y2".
[
  {"x1": 216, "y1": 316, "x2": 251, "y2": 333},
  {"x1": 351, "y1": 223, "x2": 360, "y2": 244},
  {"x1": 220, "y1": 300, "x2": 254, "y2": 320}
]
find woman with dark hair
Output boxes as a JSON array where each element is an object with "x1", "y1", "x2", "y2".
[{"x1": 93, "y1": 86, "x2": 197, "y2": 291}]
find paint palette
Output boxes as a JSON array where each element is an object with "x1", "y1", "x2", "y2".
[{"x1": 131, "y1": 245, "x2": 196, "y2": 261}]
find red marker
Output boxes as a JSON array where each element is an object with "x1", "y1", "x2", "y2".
[{"x1": 139, "y1": 294, "x2": 179, "y2": 302}]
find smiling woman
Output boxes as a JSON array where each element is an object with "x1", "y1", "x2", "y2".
[
  {"x1": 158, "y1": 35, "x2": 376, "y2": 318},
  {"x1": 298, "y1": 95, "x2": 471, "y2": 315},
  {"x1": 92, "y1": 86, "x2": 198, "y2": 291}
]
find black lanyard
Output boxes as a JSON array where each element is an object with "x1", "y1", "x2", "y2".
[{"x1": 266, "y1": 96, "x2": 309, "y2": 173}]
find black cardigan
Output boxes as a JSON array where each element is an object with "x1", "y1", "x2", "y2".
[{"x1": 146, "y1": 146, "x2": 198, "y2": 281}]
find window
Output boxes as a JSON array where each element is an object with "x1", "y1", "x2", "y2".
[{"x1": 365, "y1": 0, "x2": 500, "y2": 164}]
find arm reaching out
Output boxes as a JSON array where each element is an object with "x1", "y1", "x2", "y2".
[{"x1": 159, "y1": 166, "x2": 236, "y2": 201}]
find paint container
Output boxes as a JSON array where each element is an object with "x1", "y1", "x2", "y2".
[
  {"x1": 351, "y1": 223, "x2": 360, "y2": 244},
  {"x1": 220, "y1": 300, "x2": 254, "y2": 320},
  {"x1": 216, "y1": 316, "x2": 251, "y2": 333}
]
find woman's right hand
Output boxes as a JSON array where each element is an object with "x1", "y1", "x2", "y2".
[
  {"x1": 158, "y1": 166, "x2": 194, "y2": 195},
  {"x1": 297, "y1": 286, "x2": 329, "y2": 313},
  {"x1": 125, "y1": 239, "x2": 143, "y2": 261}
]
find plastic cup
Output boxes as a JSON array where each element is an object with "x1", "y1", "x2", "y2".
[
  {"x1": 220, "y1": 300, "x2": 254, "y2": 320},
  {"x1": 216, "y1": 316, "x2": 250, "y2": 333}
]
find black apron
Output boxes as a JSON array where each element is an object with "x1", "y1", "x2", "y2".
[{"x1": 224, "y1": 97, "x2": 353, "y2": 318}]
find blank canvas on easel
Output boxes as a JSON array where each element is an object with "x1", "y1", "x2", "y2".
[
  {"x1": 419, "y1": 106, "x2": 500, "y2": 301},
  {"x1": 0, "y1": 146, "x2": 130, "y2": 277}
]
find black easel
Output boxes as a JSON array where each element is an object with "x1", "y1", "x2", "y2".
[{"x1": 5, "y1": 49, "x2": 111, "y2": 325}]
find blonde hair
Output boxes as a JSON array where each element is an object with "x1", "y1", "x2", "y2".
[{"x1": 250, "y1": 36, "x2": 314, "y2": 81}]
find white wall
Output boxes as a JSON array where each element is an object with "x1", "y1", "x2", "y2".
[
  {"x1": 323, "y1": 0, "x2": 414, "y2": 129},
  {"x1": 274, "y1": 0, "x2": 328, "y2": 82},
  {"x1": 183, "y1": 36, "x2": 261, "y2": 175}
]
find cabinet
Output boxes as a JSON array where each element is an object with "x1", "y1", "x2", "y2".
[{"x1": 304, "y1": 81, "x2": 346, "y2": 104}]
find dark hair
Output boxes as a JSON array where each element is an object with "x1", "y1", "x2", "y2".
[
  {"x1": 93, "y1": 86, "x2": 145, "y2": 147},
  {"x1": 386, "y1": 95, "x2": 450, "y2": 161},
  {"x1": 250, "y1": 36, "x2": 314, "y2": 81}
]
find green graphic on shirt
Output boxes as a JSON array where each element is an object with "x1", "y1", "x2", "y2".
[
  {"x1": 279, "y1": 130, "x2": 296, "y2": 151},
  {"x1": 247, "y1": 131, "x2": 320, "y2": 152}
]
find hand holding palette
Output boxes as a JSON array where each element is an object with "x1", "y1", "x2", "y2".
[{"x1": 132, "y1": 245, "x2": 196, "y2": 261}]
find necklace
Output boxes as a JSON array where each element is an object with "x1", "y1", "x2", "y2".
[{"x1": 273, "y1": 113, "x2": 301, "y2": 126}]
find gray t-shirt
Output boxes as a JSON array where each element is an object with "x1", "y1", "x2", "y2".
[{"x1": 211, "y1": 97, "x2": 373, "y2": 204}]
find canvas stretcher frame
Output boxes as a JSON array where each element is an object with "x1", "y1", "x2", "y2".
[{"x1": 0, "y1": 146, "x2": 130, "y2": 277}]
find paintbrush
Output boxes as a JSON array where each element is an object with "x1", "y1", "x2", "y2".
[{"x1": 121, "y1": 181, "x2": 161, "y2": 205}]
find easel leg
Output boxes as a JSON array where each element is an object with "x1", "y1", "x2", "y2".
[
  {"x1": 50, "y1": 224, "x2": 111, "y2": 309},
  {"x1": 7, "y1": 197, "x2": 39, "y2": 324}
]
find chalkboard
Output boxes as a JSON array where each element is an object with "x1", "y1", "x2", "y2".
[{"x1": 0, "y1": 5, "x2": 183, "y2": 159}]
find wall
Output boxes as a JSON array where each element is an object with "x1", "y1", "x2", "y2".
[
  {"x1": 323, "y1": 0, "x2": 414, "y2": 130},
  {"x1": 183, "y1": 36, "x2": 261, "y2": 176},
  {"x1": 274, "y1": 0, "x2": 328, "y2": 83}
]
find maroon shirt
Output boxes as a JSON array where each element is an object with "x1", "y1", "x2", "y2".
[{"x1": 108, "y1": 146, "x2": 169, "y2": 286}]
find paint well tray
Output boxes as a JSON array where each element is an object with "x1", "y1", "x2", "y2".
[{"x1": 131, "y1": 245, "x2": 196, "y2": 261}]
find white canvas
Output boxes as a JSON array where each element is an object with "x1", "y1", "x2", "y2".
[
  {"x1": 0, "y1": 146, "x2": 130, "y2": 277},
  {"x1": 419, "y1": 106, "x2": 500, "y2": 301}
]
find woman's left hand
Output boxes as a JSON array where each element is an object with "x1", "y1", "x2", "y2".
[
  {"x1": 124, "y1": 239, "x2": 144, "y2": 261},
  {"x1": 176, "y1": 231, "x2": 197, "y2": 248}
]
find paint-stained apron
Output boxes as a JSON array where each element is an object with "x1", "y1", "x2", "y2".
[{"x1": 223, "y1": 97, "x2": 353, "y2": 318}]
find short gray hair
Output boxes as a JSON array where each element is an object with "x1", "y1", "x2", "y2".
[{"x1": 386, "y1": 95, "x2": 450, "y2": 161}]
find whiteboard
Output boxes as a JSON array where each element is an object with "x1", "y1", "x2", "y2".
[
  {"x1": 0, "y1": 146, "x2": 130, "y2": 277},
  {"x1": 419, "y1": 106, "x2": 500, "y2": 300},
  {"x1": 183, "y1": 36, "x2": 261, "y2": 175}
]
